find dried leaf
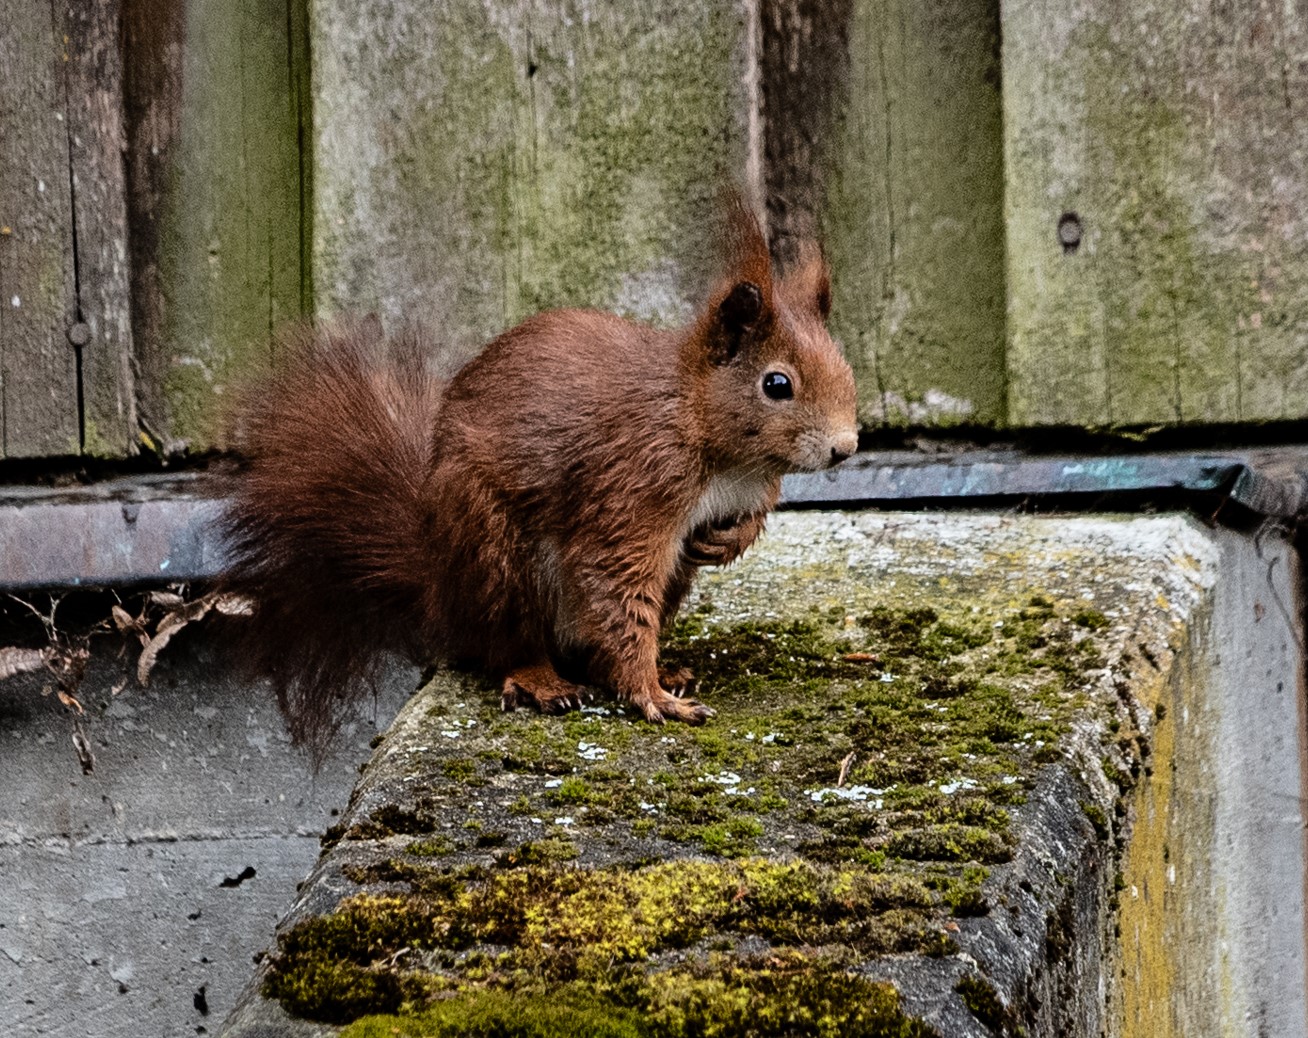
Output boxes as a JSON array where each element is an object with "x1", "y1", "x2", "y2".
[
  {"x1": 0, "y1": 646, "x2": 51, "y2": 681},
  {"x1": 111, "y1": 604, "x2": 141, "y2": 634},
  {"x1": 137, "y1": 595, "x2": 218, "y2": 685},
  {"x1": 149, "y1": 591, "x2": 185, "y2": 609},
  {"x1": 57, "y1": 690, "x2": 84, "y2": 715},
  {"x1": 52, "y1": 647, "x2": 90, "y2": 691},
  {"x1": 841, "y1": 652, "x2": 880, "y2": 664},
  {"x1": 110, "y1": 677, "x2": 128, "y2": 696},
  {"x1": 213, "y1": 594, "x2": 254, "y2": 617}
]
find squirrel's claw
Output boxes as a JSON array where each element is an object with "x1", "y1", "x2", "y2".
[
  {"x1": 658, "y1": 665, "x2": 697, "y2": 698},
  {"x1": 675, "y1": 700, "x2": 716, "y2": 725}
]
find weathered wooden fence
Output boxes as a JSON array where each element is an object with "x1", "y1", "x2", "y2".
[{"x1": 2, "y1": 0, "x2": 1306, "y2": 458}]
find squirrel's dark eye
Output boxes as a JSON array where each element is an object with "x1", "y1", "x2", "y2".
[{"x1": 762, "y1": 371, "x2": 793, "y2": 400}]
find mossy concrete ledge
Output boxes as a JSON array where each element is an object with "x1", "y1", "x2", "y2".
[{"x1": 218, "y1": 512, "x2": 1306, "y2": 1037}]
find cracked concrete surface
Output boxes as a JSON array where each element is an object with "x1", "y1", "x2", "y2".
[{"x1": 0, "y1": 634, "x2": 413, "y2": 1037}]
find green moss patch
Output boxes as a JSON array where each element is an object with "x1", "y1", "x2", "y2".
[
  {"x1": 955, "y1": 972, "x2": 1013, "y2": 1033},
  {"x1": 267, "y1": 599, "x2": 1103, "y2": 1028},
  {"x1": 264, "y1": 857, "x2": 961, "y2": 1024},
  {"x1": 339, "y1": 958, "x2": 937, "y2": 1037}
]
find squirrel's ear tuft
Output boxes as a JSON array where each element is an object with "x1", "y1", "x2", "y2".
[
  {"x1": 814, "y1": 266, "x2": 832, "y2": 321},
  {"x1": 782, "y1": 241, "x2": 832, "y2": 321}
]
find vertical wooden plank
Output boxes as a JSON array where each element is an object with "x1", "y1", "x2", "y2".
[
  {"x1": 123, "y1": 0, "x2": 306, "y2": 453},
  {"x1": 763, "y1": 0, "x2": 1007, "y2": 428},
  {"x1": 121, "y1": 0, "x2": 182, "y2": 453},
  {"x1": 310, "y1": 0, "x2": 754, "y2": 370},
  {"x1": 0, "y1": 0, "x2": 80, "y2": 457},
  {"x1": 60, "y1": 0, "x2": 137, "y2": 456},
  {"x1": 1005, "y1": 0, "x2": 1308, "y2": 427}
]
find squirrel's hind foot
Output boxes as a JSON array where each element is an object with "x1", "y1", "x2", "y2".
[
  {"x1": 501, "y1": 663, "x2": 591, "y2": 715},
  {"x1": 628, "y1": 684, "x2": 715, "y2": 725}
]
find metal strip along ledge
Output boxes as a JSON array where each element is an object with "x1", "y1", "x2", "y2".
[{"x1": 2, "y1": 450, "x2": 1308, "y2": 591}]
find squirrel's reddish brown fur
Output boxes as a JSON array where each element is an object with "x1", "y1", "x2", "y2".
[{"x1": 220, "y1": 206, "x2": 857, "y2": 751}]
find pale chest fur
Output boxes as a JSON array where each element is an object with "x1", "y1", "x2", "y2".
[{"x1": 684, "y1": 469, "x2": 777, "y2": 535}]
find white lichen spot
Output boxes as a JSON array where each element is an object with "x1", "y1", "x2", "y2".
[
  {"x1": 807, "y1": 784, "x2": 892, "y2": 804},
  {"x1": 577, "y1": 741, "x2": 608, "y2": 761},
  {"x1": 938, "y1": 778, "x2": 979, "y2": 795}
]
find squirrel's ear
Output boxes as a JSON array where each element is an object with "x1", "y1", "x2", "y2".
[
  {"x1": 720, "y1": 281, "x2": 763, "y2": 332},
  {"x1": 709, "y1": 280, "x2": 769, "y2": 365}
]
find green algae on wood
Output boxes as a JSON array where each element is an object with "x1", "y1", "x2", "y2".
[
  {"x1": 763, "y1": 0, "x2": 1006, "y2": 428},
  {"x1": 310, "y1": 0, "x2": 752, "y2": 376},
  {"x1": 1003, "y1": 0, "x2": 1308, "y2": 426},
  {"x1": 124, "y1": 0, "x2": 307, "y2": 452},
  {"x1": 0, "y1": 0, "x2": 81, "y2": 457}
]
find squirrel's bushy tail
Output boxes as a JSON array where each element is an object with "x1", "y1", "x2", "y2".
[{"x1": 219, "y1": 319, "x2": 444, "y2": 756}]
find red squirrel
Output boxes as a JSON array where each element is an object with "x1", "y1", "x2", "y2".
[{"x1": 220, "y1": 204, "x2": 857, "y2": 749}]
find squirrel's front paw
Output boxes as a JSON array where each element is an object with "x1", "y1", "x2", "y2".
[{"x1": 684, "y1": 513, "x2": 765, "y2": 567}]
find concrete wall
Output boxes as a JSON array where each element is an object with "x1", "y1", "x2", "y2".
[{"x1": 1113, "y1": 525, "x2": 1307, "y2": 1034}]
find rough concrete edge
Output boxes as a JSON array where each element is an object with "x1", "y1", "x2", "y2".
[
  {"x1": 1190, "y1": 527, "x2": 1307, "y2": 1034},
  {"x1": 217, "y1": 676, "x2": 441, "y2": 1038},
  {"x1": 866, "y1": 763, "x2": 1109, "y2": 1036}
]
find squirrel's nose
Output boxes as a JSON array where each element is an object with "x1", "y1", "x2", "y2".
[{"x1": 828, "y1": 432, "x2": 858, "y2": 467}]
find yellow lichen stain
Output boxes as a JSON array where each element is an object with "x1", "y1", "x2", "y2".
[
  {"x1": 1116, "y1": 661, "x2": 1177, "y2": 1038},
  {"x1": 1115, "y1": 615, "x2": 1223, "y2": 1038}
]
